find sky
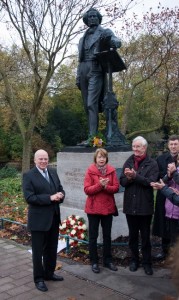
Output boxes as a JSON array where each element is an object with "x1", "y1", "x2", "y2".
[
  {"x1": 0, "y1": 0, "x2": 178, "y2": 48},
  {"x1": 109, "y1": 0, "x2": 178, "y2": 28},
  {"x1": 129, "y1": 0, "x2": 178, "y2": 13}
]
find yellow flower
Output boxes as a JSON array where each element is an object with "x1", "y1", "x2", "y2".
[{"x1": 93, "y1": 137, "x2": 103, "y2": 147}]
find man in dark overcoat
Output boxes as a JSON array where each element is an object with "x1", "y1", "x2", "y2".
[
  {"x1": 120, "y1": 136, "x2": 159, "y2": 276},
  {"x1": 23, "y1": 149, "x2": 65, "y2": 292}
]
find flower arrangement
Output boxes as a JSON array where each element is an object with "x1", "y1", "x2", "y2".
[
  {"x1": 59, "y1": 215, "x2": 88, "y2": 247},
  {"x1": 88, "y1": 132, "x2": 106, "y2": 148}
]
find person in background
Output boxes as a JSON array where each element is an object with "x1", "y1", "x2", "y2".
[
  {"x1": 22, "y1": 149, "x2": 65, "y2": 292},
  {"x1": 84, "y1": 148, "x2": 119, "y2": 273},
  {"x1": 151, "y1": 177, "x2": 179, "y2": 300},
  {"x1": 120, "y1": 136, "x2": 159, "y2": 276},
  {"x1": 152, "y1": 135, "x2": 179, "y2": 259},
  {"x1": 151, "y1": 157, "x2": 179, "y2": 246}
]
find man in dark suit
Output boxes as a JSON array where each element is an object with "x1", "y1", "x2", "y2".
[
  {"x1": 152, "y1": 135, "x2": 179, "y2": 259},
  {"x1": 23, "y1": 149, "x2": 65, "y2": 292},
  {"x1": 76, "y1": 8, "x2": 121, "y2": 145}
]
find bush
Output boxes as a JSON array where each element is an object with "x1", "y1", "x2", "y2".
[
  {"x1": 0, "y1": 177, "x2": 27, "y2": 221},
  {"x1": 0, "y1": 166, "x2": 18, "y2": 179}
]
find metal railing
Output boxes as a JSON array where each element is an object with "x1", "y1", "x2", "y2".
[
  {"x1": 0, "y1": 217, "x2": 128, "y2": 253},
  {"x1": 0, "y1": 217, "x2": 161, "y2": 254}
]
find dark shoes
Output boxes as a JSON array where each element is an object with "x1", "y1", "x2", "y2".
[
  {"x1": 92, "y1": 263, "x2": 100, "y2": 273},
  {"x1": 35, "y1": 281, "x2": 48, "y2": 292},
  {"x1": 45, "y1": 274, "x2": 64, "y2": 281},
  {"x1": 104, "y1": 262, "x2": 118, "y2": 271},
  {"x1": 144, "y1": 265, "x2": 153, "y2": 275},
  {"x1": 153, "y1": 252, "x2": 166, "y2": 260},
  {"x1": 129, "y1": 261, "x2": 138, "y2": 272}
]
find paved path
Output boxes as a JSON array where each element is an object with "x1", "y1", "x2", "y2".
[{"x1": 0, "y1": 239, "x2": 178, "y2": 300}]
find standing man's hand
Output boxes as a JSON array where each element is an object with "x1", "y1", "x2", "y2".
[{"x1": 50, "y1": 192, "x2": 64, "y2": 202}]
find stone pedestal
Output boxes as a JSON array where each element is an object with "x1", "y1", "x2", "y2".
[{"x1": 57, "y1": 148, "x2": 132, "y2": 241}]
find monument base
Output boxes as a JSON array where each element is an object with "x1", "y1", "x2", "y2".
[{"x1": 57, "y1": 149, "x2": 132, "y2": 241}]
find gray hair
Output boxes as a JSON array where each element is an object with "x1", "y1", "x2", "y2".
[{"x1": 132, "y1": 136, "x2": 148, "y2": 147}]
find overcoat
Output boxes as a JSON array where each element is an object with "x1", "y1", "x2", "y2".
[{"x1": 120, "y1": 155, "x2": 159, "y2": 215}]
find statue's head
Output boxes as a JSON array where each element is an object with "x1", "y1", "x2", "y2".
[{"x1": 83, "y1": 8, "x2": 102, "y2": 27}]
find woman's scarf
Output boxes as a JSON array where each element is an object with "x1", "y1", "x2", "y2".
[{"x1": 96, "y1": 164, "x2": 107, "y2": 176}]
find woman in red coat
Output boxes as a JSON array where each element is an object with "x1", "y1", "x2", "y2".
[{"x1": 84, "y1": 148, "x2": 119, "y2": 273}]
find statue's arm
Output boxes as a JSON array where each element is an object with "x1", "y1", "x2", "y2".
[
  {"x1": 110, "y1": 30, "x2": 121, "y2": 48},
  {"x1": 102, "y1": 28, "x2": 121, "y2": 49}
]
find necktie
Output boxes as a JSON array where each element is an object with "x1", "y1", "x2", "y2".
[{"x1": 43, "y1": 170, "x2": 50, "y2": 183}]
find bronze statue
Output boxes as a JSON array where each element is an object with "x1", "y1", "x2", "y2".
[{"x1": 76, "y1": 8, "x2": 129, "y2": 149}]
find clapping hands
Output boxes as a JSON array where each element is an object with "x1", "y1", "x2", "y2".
[
  {"x1": 100, "y1": 177, "x2": 109, "y2": 188},
  {"x1": 150, "y1": 179, "x2": 165, "y2": 190},
  {"x1": 167, "y1": 162, "x2": 176, "y2": 178},
  {"x1": 124, "y1": 168, "x2": 136, "y2": 180}
]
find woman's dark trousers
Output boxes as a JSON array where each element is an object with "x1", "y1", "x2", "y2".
[{"x1": 87, "y1": 214, "x2": 113, "y2": 265}]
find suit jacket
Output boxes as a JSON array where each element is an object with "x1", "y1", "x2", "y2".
[{"x1": 23, "y1": 166, "x2": 65, "y2": 231}]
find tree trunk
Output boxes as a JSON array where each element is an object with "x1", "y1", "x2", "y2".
[{"x1": 22, "y1": 133, "x2": 32, "y2": 173}]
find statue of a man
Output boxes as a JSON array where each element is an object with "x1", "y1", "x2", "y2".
[{"x1": 76, "y1": 8, "x2": 121, "y2": 145}]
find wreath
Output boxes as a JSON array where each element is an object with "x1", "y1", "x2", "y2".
[
  {"x1": 88, "y1": 132, "x2": 106, "y2": 147},
  {"x1": 59, "y1": 215, "x2": 88, "y2": 247}
]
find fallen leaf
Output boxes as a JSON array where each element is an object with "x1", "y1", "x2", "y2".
[{"x1": 55, "y1": 262, "x2": 62, "y2": 270}]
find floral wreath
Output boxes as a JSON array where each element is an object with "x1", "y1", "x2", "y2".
[
  {"x1": 88, "y1": 132, "x2": 106, "y2": 148},
  {"x1": 59, "y1": 215, "x2": 88, "y2": 247}
]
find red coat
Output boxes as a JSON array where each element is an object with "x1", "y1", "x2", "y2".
[{"x1": 84, "y1": 163, "x2": 120, "y2": 215}]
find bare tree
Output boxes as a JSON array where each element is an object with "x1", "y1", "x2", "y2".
[{"x1": 0, "y1": 0, "x2": 134, "y2": 171}]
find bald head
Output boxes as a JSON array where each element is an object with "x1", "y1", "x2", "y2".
[{"x1": 34, "y1": 149, "x2": 49, "y2": 170}]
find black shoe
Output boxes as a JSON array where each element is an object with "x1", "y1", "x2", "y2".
[
  {"x1": 45, "y1": 274, "x2": 64, "y2": 281},
  {"x1": 92, "y1": 264, "x2": 100, "y2": 273},
  {"x1": 129, "y1": 261, "x2": 138, "y2": 272},
  {"x1": 144, "y1": 265, "x2": 153, "y2": 275},
  {"x1": 104, "y1": 262, "x2": 118, "y2": 271},
  {"x1": 35, "y1": 281, "x2": 48, "y2": 292},
  {"x1": 153, "y1": 252, "x2": 166, "y2": 260}
]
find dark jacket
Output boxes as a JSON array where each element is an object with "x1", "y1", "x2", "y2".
[
  {"x1": 120, "y1": 155, "x2": 159, "y2": 215},
  {"x1": 161, "y1": 185, "x2": 179, "y2": 207},
  {"x1": 23, "y1": 166, "x2": 65, "y2": 231},
  {"x1": 152, "y1": 152, "x2": 176, "y2": 237}
]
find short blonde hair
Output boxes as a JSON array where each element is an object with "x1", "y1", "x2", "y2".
[{"x1": 94, "y1": 148, "x2": 108, "y2": 163}]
